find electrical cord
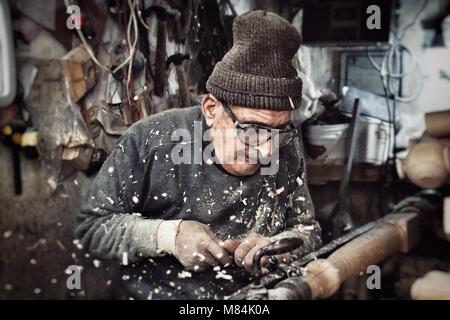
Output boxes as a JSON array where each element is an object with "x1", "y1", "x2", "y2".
[
  {"x1": 125, "y1": 0, "x2": 139, "y2": 103},
  {"x1": 137, "y1": 6, "x2": 151, "y2": 31},
  {"x1": 64, "y1": 0, "x2": 139, "y2": 77},
  {"x1": 365, "y1": 1, "x2": 430, "y2": 215},
  {"x1": 367, "y1": 0, "x2": 429, "y2": 103}
]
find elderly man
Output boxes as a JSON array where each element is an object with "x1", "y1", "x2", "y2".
[{"x1": 77, "y1": 10, "x2": 321, "y2": 299}]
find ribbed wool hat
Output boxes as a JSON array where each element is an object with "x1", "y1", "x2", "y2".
[{"x1": 206, "y1": 10, "x2": 302, "y2": 111}]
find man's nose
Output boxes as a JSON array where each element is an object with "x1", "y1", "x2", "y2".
[{"x1": 254, "y1": 139, "x2": 273, "y2": 160}]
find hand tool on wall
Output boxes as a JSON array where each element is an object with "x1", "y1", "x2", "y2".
[
  {"x1": 144, "y1": 4, "x2": 180, "y2": 97},
  {"x1": 0, "y1": 88, "x2": 39, "y2": 195},
  {"x1": 166, "y1": 53, "x2": 191, "y2": 108},
  {"x1": 319, "y1": 98, "x2": 362, "y2": 242},
  {"x1": 1, "y1": 122, "x2": 25, "y2": 195}
]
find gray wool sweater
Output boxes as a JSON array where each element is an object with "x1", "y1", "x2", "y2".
[{"x1": 76, "y1": 106, "x2": 321, "y2": 299}]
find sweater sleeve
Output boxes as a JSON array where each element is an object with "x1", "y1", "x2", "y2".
[{"x1": 76, "y1": 123, "x2": 164, "y2": 263}]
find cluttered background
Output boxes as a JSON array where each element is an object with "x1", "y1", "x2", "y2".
[{"x1": 1, "y1": 0, "x2": 450, "y2": 299}]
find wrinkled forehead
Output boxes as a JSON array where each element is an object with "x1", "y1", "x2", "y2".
[{"x1": 229, "y1": 105, "x2": 292, "y2": 127}]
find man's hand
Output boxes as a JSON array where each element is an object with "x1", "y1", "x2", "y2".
[
  {"x1": 174, "y1": 220, "x2": 232, "y2": 272},
  {"x1": 223, "y1": 233, "x2": 290, "y2": 274}
]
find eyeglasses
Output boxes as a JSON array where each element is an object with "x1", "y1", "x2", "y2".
[{"x1": 222, "y1": 102, "x2": 299, "y2": 148}]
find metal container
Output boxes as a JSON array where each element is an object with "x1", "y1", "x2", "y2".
[
  {"x1": 305, "y1": 124, "x2": 349, "y2": 164},
  {"x1": 305, "y1": 116, "x2": 393, "y2": 165}
]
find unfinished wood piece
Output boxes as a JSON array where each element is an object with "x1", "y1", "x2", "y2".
[
  {"x1": 61, "y1": 46, "x2": 96, "y2": 103},
  {"x1": 426, "y1": 110, "x2": 450, "y2": 138},
  {"x1": 444, "y1": 197, "x2": 450, "y2": 242},
  {"x1": 411, "y1": 271, "x2": 450, "y2": 300},
  {"x1": 444, "y1": 146, "x2": 450, "y2": 172},
  {"x1": 308, "y1": 213, "x2": 418, "y2": 299},
  {"x1": 404, "y1": 138, "x2": 449, "y2": 188},
  {"x1": 62, "y1": 145, "x2": 94, "y2": 171},
  {"x1": 439, "y1": 137, "x2": 450, "y2": 148},
  {"x1": 269, "y1": 213, "x2": 419, "y2": 300}
]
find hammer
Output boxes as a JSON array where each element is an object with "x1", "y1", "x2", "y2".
[
  {"x1": 144, "y1": 4, "x2": 180, "y2": 97},
  {"x1": 166, "y1": 53, "x2": 191, "y2": 108},
  {"x1": 267, "y1": 213, "x2": 420, "y2": 300}
]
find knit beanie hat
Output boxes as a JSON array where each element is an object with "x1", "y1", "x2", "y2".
[{"x1": 206, "y1": 10, "x2": 303, "y2": 111}]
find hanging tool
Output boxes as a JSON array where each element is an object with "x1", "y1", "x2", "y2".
[
  {"x1": 166, "y1": 53, "x2": 191, "y2": 108},
  {"x1": 319, "y1": 98, "x2": 362, "y2": 242},
  {"x1": 1, "y1": 122, "x2": 25, "y2": 195},
  {"x1": 144, "y1": 4, "x2": 180, "y2": 97}
]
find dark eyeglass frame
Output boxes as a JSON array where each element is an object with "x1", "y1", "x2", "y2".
[{"x1": 221, "y1": 102, "x2": 299, "y2": 148}]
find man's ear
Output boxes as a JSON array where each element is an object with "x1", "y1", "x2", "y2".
[{"x1": 201, "y1": 94, "x2": 221, "y2": 127}]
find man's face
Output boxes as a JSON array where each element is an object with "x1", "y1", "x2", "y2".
[{"x1": 202, "y1": 94, "x2": 292, "y2": 176}]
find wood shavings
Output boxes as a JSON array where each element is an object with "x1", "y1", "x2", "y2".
[
  {"x1": 215, "y1": 270, "x2": 233, "y2": 281},
  {"x1": 56, "y1": 240, "x2": 66, "y2": 250},
  {"x1": 72, "y1": 239, "x2": 83, "y2": 250},
  {"x1": 26, "y1": 238, "x2": 47, "y2": 251},
  {"x1": 3, "y1": 230, "x2": 12, "y2": 238},
  {"x1": 177, "y1": 271, "x2": 192, "y2": 279},
  {"x1": 122, "y1": 252, "x2": 129, "y2": 266}
]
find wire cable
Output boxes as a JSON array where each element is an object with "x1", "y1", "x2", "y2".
[
  {"x1": 366, "y1": 0, "x2": 429, "y2": 103},
  {"x1": 64, "y1": 0, "x2": 139, "y2": 76}
]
